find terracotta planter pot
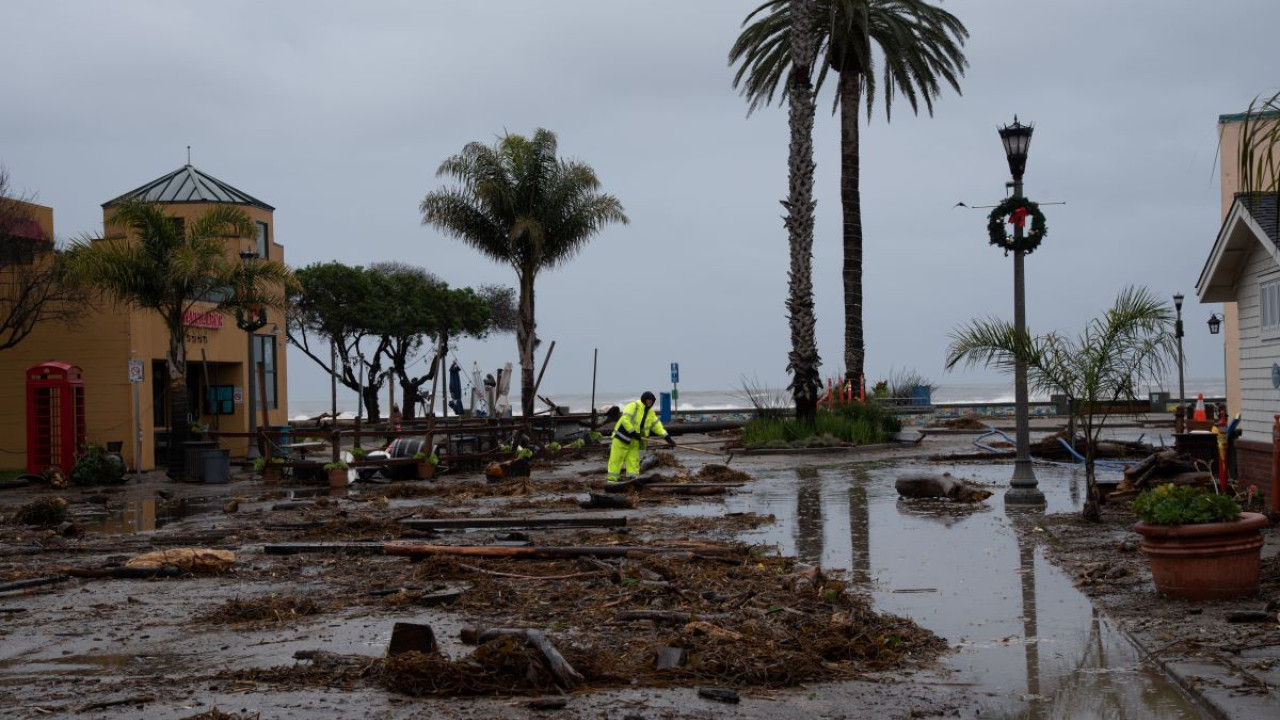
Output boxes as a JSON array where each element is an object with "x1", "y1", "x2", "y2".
[
  {"x1": 328, "y1": 468, "x2": 349, "y2": 488},
  {"x1": 417, "y1": 462, "x2": 436, "y2": 480},
  {"x1": 1133, "y1": 512, "x2": 1269, "y2": 601}
]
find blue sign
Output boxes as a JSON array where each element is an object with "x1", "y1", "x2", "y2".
[{"x1": 670, "y1": 362, "x2": 679, "y2": 384}]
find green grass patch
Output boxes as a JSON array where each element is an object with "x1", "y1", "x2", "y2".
[{"x1": 743, "y1": 403, "x2": 902, "y2": 448}]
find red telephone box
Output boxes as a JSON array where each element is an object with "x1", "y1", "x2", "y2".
[{"x1": 26, "y1": 362, "x2": 86, "y2": 475}]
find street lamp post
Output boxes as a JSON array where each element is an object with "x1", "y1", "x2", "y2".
[
  {"x1": 1173, "y1": 293, "x2": 1186, "y2": 418},
  {"x1": 236, "y1": 251, "x2": 267, "y2": 458},
  {"x1": 999, "y1": 116, "x2": 1045, "y2": 506}
]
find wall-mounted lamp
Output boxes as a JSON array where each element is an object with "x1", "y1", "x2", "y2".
[{"x1": 1207, "y1": 313, "x2": 1222, "y2": 335}]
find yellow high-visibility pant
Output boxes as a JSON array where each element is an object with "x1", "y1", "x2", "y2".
[{"x1": 607, "y1": 438, "x2": 641, "y2": 482}]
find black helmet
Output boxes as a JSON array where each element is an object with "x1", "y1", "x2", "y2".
[{"x1": 641, "y1": 391, "x2": 656, "y2": 404}]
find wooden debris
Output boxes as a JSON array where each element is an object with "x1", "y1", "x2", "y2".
[
  {"x1": 263, "y1": 542, "x2": 388, "y2": 555},
  {"x1": 579, "y1": 493, "x2": 635, "y2": 509},
  {"x1": 77, "y1": 694, "x2": 155, "y2": 713},
  {"x1": 125, "y1": 548, "x2": 235, "y2": 574},
  {"x1": 895, "y1": 474, "x2": 992, "y2": 503},
  {"x1": 617, "y1": 610, "x2": 729, "y2": 624},
  {"x1": 655, "y1": 646, "x2": 688, "y2": 670},
  {"x1": 388, "y1": 622, "x2": 438, "y2": 656},
  {"x1": 0, "y1": 575, "x2": 69, "y2": 593},
  {"x1": 384, "y1": 543, "x2": 742, "y2": 561},
  {"x1": 697, "y1": 687, "x2": 740, "y2": 704},
  {"x1": 400, "y1": 515, "x2": 627, "y2": 530},
  {"x1": 467, "y1": 627, "x2": 582, "y2": 688},
  {"x1": 485, "y1": 457, "x2": 531, "y2": 481},
  {"x1": 528, "y1": 697, "x2": 568, "y2": 710}
]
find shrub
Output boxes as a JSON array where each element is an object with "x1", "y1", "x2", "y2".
[
  {"x1": 323, "y1": 461, "x2": 349, "y2": 471},
  {"x1": 413, "y1": 452, "x2": 439, "y2": 465},
  {"x1": 70, "y1": 443, "x2": 126, "y2": 486},
  {"x1": 742, "y1": 404, "x2": 900, "y2": 448},
  {"x1": 1132, "y1": 484, "x2": 1242, "y2": 525}
]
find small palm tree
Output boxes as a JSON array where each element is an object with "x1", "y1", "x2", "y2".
[
  {"x1": 731, "y1": 0, "x2": 968, "y2": 391},
  {"x1": 62, "y1": 199, "x2": 293, "y2": 473},
  {"x1": 946, "y1": 286, "x2": 1177, "y2": 521},
  {"x1": 421, "y1": 128, "x2": 628, "y2": 419}
]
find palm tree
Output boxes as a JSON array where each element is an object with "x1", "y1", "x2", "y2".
[
  {"x1": 783, "y1": 0, "x2": 823, "y2": 423},
  {"x1": 62, "y1": 199, "x2": 293, "y2": 473},
  {"x1": 731, "y1": 0, "x2": 968, "y2": 391},
  {"x1": 1237, "y1": 90, "x2": 1280, "y2": 195},
  {"x1": 946, "y1": 286, "x2": 1177, "y2": 521},
  {"x1": 421, "y1": 128, "x2": 628, "y2": 419}
]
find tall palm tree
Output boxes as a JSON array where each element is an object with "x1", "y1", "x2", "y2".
[
  {"x1": 731, "y1": 0, "x2": 968, "y2": 391},
  {"x1": 783, "y1": 0, "x2": 823, "y2": 423},
  {"x1": 946, "y1": 286, "x2": 1177, "y2": 521},
  {"x1": 421, "y1": 128, "x2": 628, "y2": 419},
  {"x1": 62, "y1": 199, "x2": 293, "y2": 472}
]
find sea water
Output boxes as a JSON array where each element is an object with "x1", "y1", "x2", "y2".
[{"x1": 286, "y1": 377, "x2": 1225, "y2": 421}]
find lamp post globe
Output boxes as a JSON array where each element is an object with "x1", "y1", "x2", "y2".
[{"x1": 1000, "y1": 116, "x2": 1045, "y2": 506}]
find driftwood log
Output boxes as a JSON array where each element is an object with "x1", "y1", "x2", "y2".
[
  {"x1": 1119, "y1": 450, "x2": 1211, "y2": 492},
  {"x1": 895, "y1": 474, "x2": 992, "y2": 503},
  {"x1": 461, "y1": 627, "x2": 582, "y2": 688},
  {"x1": 485, "y1": 457, "x2": 531, "y2": 482},
  {"x1": 579, "y1": 493, "x2": 636, "y2": 509}
]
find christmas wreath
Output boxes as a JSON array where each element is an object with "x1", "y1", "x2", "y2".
[{"x1": 987, "y1": 196, "x2": 1047, "y2": 255}]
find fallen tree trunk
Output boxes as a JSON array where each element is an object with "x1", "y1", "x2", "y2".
[{"x1": 461, "y1": 627, "x2": 582, "y2": 688}]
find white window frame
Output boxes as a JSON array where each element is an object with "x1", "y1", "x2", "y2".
[{"x1": 1261, "y1": 278, "x2": 1280, "y2": 339}]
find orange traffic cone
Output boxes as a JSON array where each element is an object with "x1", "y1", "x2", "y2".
[{"x1": 1193, "y1": 393, "x2": 1207, "y2": 422}]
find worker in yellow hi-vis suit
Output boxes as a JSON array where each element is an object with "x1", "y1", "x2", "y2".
[{"x1": 607, "y1": 391, "x2": 675, "y2": 484}]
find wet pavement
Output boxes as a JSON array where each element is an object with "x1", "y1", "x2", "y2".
[
  {"x1": 675, "y1": 453, "x2": 1211, "y2": 719},
  {"x1": 1, "y1": 424, "x2": 1274, "y2": 719}
]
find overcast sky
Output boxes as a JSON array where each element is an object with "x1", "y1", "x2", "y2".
[{"x1": 2, "y1": 0, "x2": 1274, "y2": 410}]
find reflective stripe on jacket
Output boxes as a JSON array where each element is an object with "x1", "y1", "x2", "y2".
[{"x1": 612, "y1": 399, "x2": 667, "y2": 444}]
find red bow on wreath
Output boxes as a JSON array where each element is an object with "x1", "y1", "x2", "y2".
[{"x1": 1008, "y1": 206, "x2": 1029, "y2": 228}]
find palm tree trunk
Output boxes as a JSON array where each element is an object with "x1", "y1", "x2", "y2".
[
  {"x1": 784, "y1": 0, "x2": 821, "y2": 424},
  {"x1": 516, "y1": 270, "x2": 537, "y2": 419},
  {"x1": 839, "y1": 72, "x2": 865, "y2": 393},
  {"x1": 165, "y1": 325, "x2": 189, "y2": 476}
]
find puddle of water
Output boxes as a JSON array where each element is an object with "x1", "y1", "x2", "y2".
[
  {"x1": 83, "y1": 497, "x2": 223, "y2": 534},
  {"x1": 678, "y1": 452, "x2": 1206, "y2": 719}
]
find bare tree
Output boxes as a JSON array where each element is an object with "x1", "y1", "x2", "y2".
[{"x1": 0, "y1": 166, "x2": 87, "y2": 351}]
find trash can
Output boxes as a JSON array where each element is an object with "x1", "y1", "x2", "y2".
[
  {"x1": 184, "y1": 440, "x2": 218, "y2": 480},
  {"x1": 202, "y1": 449, "x2": 230, "y2": 484},
  {"x1": 659, "y1": 393, "x2": 672, "y2": 423}
]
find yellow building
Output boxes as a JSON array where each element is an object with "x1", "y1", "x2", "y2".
[{"x1": 0, "y1": 165, "x2": 289, "y2": 472}]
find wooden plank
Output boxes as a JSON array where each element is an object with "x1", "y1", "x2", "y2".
[
  {"x1": 263, "y1": 542, "x2": 388, "y2": 556},
  {"x1": 400, "y1": 516, "x2": 627, "y2": 531}
]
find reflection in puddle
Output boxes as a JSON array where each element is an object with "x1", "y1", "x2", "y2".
[
  {"x1": 685, "y1": 460, "x2": 1205, "y2": 719},
  {"x1": 85, "y1": 497, "x2": 220, "y2": 534}
]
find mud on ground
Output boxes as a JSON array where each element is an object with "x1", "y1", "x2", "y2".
[{"x1": 0, "y1": 435, "x2": 981, "y2": 720}]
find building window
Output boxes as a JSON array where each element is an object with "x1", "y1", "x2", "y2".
[
  {"x1": 205, "y1": 385, "x2": 234, "y2": 415},
  {"x1": 253, "y1": 335, "x2": 278, "y2": 410},
  {"x1": 170, "y1": 217, "x2": 185, "y2": 237},
  {"x1": 256, "y1": 221, "x2": 268, "y2": 258},
  {"x1": 1262, "y1": 279, "x2": 1280, "y2": 339}
]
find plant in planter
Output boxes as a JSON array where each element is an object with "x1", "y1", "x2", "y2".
[
  {"x1": 587, "y1": 431, "x2": 603, "y2": 445},
  {"x1": 323, "y1": 460, "x2": 350, "y2": 488},
  {"x1": 546, "y1": 441, "x2": 561, "y2": 455},
  {"x1": 253, "y1": 456, "x2": 284, "y2": 482},
  {"x1": 70, "y1": 443, "x2": 127, "y2": 486},
  {"x1": 1131, "y1": 483, "x2": 1270, "y2": 601},
  {"x1": 413, "y1": 452, "x2": 439, "y2": 479}
]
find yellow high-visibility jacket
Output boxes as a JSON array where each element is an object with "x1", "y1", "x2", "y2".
[{"x1": 612, "y1": 399, "x2": 668, "y2": 447}]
